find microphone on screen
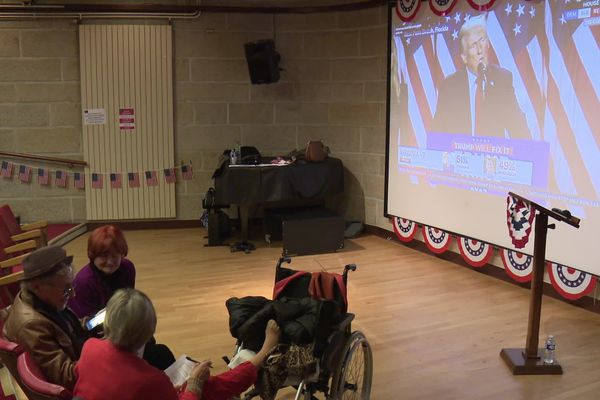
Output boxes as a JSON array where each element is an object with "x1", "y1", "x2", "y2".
[{"x1": 478, "y1": 62, "x2": 488, "y2": 99}]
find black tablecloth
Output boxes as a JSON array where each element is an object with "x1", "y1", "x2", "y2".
[{"x1": 214, "y1": 158, "x2": 344, "y2": 205}]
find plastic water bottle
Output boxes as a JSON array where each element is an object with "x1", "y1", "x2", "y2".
[
  {"x1": 543, "y1": 335, "x2": 556, "y2": 364},
  {"x1": 235, "y1": 142, "x2": 242, "y2": 163},
  {"x1": 230, "y1": 148, "x2": 238, "y2": 165}
]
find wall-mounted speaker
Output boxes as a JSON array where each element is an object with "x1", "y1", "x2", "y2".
[{"x1": 244, "y1": 39, "x2": 281, "y2": 85}]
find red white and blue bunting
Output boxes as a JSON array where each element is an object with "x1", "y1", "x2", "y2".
[
  {"x1": 396, "y1": 0, "x2": 495, "y2": 21},
  {"x1": 395, "y1": 0, "x2": 421, "y2": 22},
  {"x1": 500, "y1": 249, "x2": 533, "y2": 283},
  {"x1": 506, "y1": 195, "x2": 535, "y2": 249},
  {"x1": 465, "y1": 0, "x2": 496, "y2": 12},
  {"x1": 392, "y1": 217, "x2": 417, "y2": 242},
  {"x1": 458, "y1": 237, "x2": 493, "y2": 268},
  {"x1": 422, "y1": 225, "x2": 452, "y2": 254},
  {"x1": 429, "y1": 0, "x2": 458, "y2": 16},
  {"x1": 547, "y1": 262, "x2": 596, "y2": 301}
]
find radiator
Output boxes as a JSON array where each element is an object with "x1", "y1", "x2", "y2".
[{"x1": 79, "y1": 24, "x2": 175, "y2": 220}]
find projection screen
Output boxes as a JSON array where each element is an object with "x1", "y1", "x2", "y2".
[{"x1": 386, "y1": 0, "x2": 600, "y2": 275}]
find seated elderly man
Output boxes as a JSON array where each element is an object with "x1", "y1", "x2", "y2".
[{"x1": 3, "y1": 245, "x2": 87, "y2": 390}]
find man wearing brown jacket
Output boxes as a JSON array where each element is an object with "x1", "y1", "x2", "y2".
[{"x1": 3, "y1": 245, "x2": 87, "y2": 390}]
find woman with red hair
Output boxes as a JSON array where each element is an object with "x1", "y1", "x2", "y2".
[
  {"x1": 68, "y1": 225, "x2": 135, "y2": 319},
  {"x1": 69, "y1": 225, "x2": 175, "y2": 370}
]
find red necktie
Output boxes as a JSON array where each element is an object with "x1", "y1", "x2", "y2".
[{"x1": 474, "y1": 77, "x2": 483, "y2": 135}]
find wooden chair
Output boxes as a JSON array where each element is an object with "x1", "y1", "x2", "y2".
[
  {"x1": 0, "y1": 205, "x2": 47, "y2": 247},
  {"x1": 0, "y1": 218, "x2": 40, "y2": 255},
  {"x1": 0, "y1": 271, "x2": 23, "y2": 310},
  {"x1": 17, "y1": 352, "x2": 73, "y2": 400},
  {"x1": 0, "y1": 219, "x2": 35, "y2": 308}
]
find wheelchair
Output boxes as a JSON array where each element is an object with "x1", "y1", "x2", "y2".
[{"x1": 232, "y1": 256, "x2": 373, "y2": 400}]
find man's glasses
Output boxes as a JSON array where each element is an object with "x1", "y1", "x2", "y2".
[
  {"x1": 46, "y1": 282, "x2": 76, "y2": 299},
  {"x1": 62, "y1": 285, "x2": 76, "y2": 298}
]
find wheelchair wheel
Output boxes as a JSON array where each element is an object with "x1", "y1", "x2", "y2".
[{"x1": 330, "y1": 331, "x2": 373, "y2": 400}]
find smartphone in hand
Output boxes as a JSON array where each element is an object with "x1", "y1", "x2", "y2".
[{"x1": 85, "y1": 308, "x2": 106, "y2": 331}]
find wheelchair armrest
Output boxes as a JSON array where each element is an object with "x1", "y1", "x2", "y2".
[
  {"x1": 336, "y1": 313, "x2": 354, "y2": 332},
  {"x1": 321, "y1": 314, "x2": 355, "y2": 372}
]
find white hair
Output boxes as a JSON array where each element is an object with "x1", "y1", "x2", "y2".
[{"x1": 459, "y1": 14, "x2": 487, "y2": 53}]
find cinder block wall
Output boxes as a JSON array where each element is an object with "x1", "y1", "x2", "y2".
[
  {"x1": 0, "y1": 7, "x2": 391, "y2": 230},
  {"x1": 0, "y1": 20, "x2": 84, "y2": 222}
]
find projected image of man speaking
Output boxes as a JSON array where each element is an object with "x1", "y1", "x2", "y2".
[{"x1": 431, "y1": 15, "x2": 529, "y2": 139}]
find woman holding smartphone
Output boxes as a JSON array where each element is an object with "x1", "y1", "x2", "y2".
[
  {"x1": 74, "y1": 289, "x2": 280, "y2": 400},
  {"x1": 69, "y1": 225, "x2": 174, "y2": 369}
]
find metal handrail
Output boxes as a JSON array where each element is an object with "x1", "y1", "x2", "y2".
[{"x1": 0, "y1": 151, "x2": 87, "y2": 168}]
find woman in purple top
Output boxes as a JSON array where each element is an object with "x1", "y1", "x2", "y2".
[
  {"x1": 69, "y1": 225, "x2": 174, "y2": 370},
  {"x1": 68, "y1": 225, "x2": 136, "y2": 319}
]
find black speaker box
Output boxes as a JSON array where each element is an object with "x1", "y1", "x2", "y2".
[
  {"x1": 244, "y1": 39, "x2": 281, "y2": 84},
  {"x1": 263, "y1": 207, "x2": 344, "y2": 256}
]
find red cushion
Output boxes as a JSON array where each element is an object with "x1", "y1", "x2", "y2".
[
  {"x1": 17, "y1": 352, "x2": 73, "y2": 399},
  {"x1": 0, "y1": 206, "x2": 21, "y2": 236}
]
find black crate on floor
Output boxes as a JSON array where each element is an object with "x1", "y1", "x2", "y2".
[{"x1": 264, "y1": 207, "x2": 344, "y2": 256}]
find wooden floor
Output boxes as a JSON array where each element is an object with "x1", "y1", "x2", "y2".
[{"x1": 56, "y1": 229, "x2": 600, "y2": 400}]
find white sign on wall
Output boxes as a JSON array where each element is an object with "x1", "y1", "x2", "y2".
[{"x1": 83, "y1": 108, "x2": 106, "y2": 125}]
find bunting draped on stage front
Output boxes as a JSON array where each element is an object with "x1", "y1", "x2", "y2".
[
  {"x1": 390, "y1": 215, "x2": 598, "y2": 300},
  {"x1": 397, "y1": 0, "x2": 511, "y2": 21}
]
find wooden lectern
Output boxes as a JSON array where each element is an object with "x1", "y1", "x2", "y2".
[{"x1": 500, "y1": 192, "x2": 580, "y2": 375}]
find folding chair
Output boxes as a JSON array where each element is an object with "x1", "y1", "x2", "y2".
[
  {"x1": 0, "y1": 220, "x2": 33, "y2": 308},
  {"x1": 17, "y1": 352, "x2": 73, "y2": 400},
  {"x1": 0, "y1": 317, "x2": 26, "y2": 396},
  {"x1": 0, "y1": 205, "x2": 47, "y2": 247}
]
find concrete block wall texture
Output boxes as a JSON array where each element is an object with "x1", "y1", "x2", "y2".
[
  {"x1": 0, "y1": 6, "x2": 392, "y2": 232},
  {"x1": 0, "y1": 19, "x2": 85, "y2": 223}
]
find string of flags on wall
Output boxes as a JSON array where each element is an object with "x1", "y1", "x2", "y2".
[
  {"x1": 1, "y1": 160, "x2": 193, "y2": 189},
  {"x1": 390, "y1": 216, "x2": 597, "y2": 301}
]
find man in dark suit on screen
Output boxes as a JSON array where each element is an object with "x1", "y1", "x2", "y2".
[{"x1": 431, "y1": 15, "x2": 530, "y2": 139}]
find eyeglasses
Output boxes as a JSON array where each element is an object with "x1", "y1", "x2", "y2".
[
  {"x1": 62, "y1": 285, "x2": 76, "y2": 299},
  {"x1": 45, "y1": 282, "x2": 76, "y2": 299}
]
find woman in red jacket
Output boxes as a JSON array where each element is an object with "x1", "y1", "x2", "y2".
[{"x1": 74, "y1": 288, "x2": 280, "y2": 400}]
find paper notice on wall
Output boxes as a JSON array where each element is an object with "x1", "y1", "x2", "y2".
[
  {"x1": 119, "y1": 108, "x2": 135, "y2": 130},
  {"x1": 83, "y1": 108, "x2": 106, "y2": 125}
]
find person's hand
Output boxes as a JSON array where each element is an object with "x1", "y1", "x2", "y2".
[
  {"x1": 185, "y1": 360, "x2": 212, "y2": 396},
  {"x1": 190, "y1": 360, "x2": 212, "y2": 381}
]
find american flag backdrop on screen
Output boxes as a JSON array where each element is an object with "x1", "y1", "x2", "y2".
[
  {"x1": 128, "y1": 172, "x2": 140, "y2": 188},
  {"x1": 55, "y1": 170, "x2": 67, "y2": 188},
  {"x1": 545, "y1": 0, "x2": 600, "y2": 203},
  {"x1": 394, "y1": 3, "x2": 545, "y2": 145},
  {"x1": 110, "y1": 173, "x2": 122, "y2": 189},
  {"x1": 145, "y1": 170, "x2": 158, "y2": 186},
  {"x1": 38, "y1": 168, "x2": 49, "y2": 185},
  {"x1": 392, "y1": 1, "x2": 599, "y2": 204},
  {"x1": 74, "y1": 172, "x2": 85, "y2": 189},
  {"x1": 18, "y1": 165, "x2": 31, "y2": 183},
  {"x1": 91, "y1": 173, "x2": 103, "y2": 189}
]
